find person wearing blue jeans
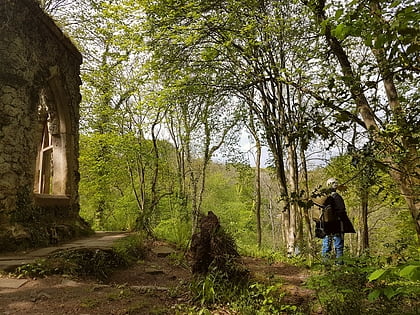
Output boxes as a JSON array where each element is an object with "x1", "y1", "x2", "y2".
[
  {"x1": 318, "y1": 178, "x2": 355, "y2": 263},
  {"x1": 322, "y1": 233, "x2": 344, "y2": 259}
]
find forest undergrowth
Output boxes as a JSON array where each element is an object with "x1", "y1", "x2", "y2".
[{"x1": 1, "y1": 233, "x2": 418, "y2": 315}]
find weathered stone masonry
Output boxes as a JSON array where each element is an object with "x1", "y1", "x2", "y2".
[{"x1": 0, "y1": 0, "x2": 91, "y2": 251}]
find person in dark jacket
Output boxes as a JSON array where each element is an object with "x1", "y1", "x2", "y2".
[{"x1": 321, "y1": 178, "x2": 355, "y2": 262}]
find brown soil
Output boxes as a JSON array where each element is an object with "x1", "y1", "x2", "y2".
[{"x1": 0, "y1": 241, "x2": 316, "y2": 315}]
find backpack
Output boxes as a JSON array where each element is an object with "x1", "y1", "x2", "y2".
[
  {"x1": 322, "y1": 204, "x2": 337, "y2": 223},
  {"x1": 312, "y1": 200, "x2": 337, "y2": 223},
  {"x1": 313, "y1": 201, "x2": 338, "y2": 238},
  {"x1": 315, "y1": 225, "x2": 327, "y2": 238}
]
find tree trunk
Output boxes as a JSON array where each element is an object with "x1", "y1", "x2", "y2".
[
  {"x1": 247, "y1": 108, "x2": 263, "y2": 248},
  {"x1": 269, "y1": 136, "x2": 294, "y2": 254},
  {"x1": 255, "y1": 138, "x2": 262, "y2": 249},
  {"x1": 299, "y1": 146, "x2": 314, "y2": 245},
  {"x1": 389, "y1": 168, "x2": 420, "y2": 239},
  {"x1": 368, "y1": 1, "x2": 420, "y2": 240},
  {"x1": 267, "y1": 198, "x2": 276, "y2": 249},
  {"x1": 360, "y1": 188, "x2": 369, "y2": 253},
  {"x1": 287, "y1": 141, "x2": 300, "y2": 255}
]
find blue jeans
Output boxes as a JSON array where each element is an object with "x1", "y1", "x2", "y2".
[{"x1": 322, "y1": 234, "x2": 344, "y2": 260}]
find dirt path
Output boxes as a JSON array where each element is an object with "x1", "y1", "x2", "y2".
[{"x1": 0, "y1": 239, "x2": 315, "y2": 314}]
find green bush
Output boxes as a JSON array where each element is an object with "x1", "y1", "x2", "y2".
[
  {"x1": 154, "y1": 218, "x2": 191, "y2": 249},
  {"x1": 307, "y1": 258, "x2": 374, "y2": 315},
  {"x1": 307, "y1": 256, "x2": 420, "y2": 315},
  {"x1": 366, "y1": 260, "x2": 420, "y2": 314},
  {"x1": 112, "y1": 232, "x2": 147, "y2": 263},
  {"x1": 189, "y1": 264, "x2": 303, "y2": 314}
]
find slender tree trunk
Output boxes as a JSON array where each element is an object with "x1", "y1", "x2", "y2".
[
  {"x1": 269, "y1": 137, "x2": 293, "y2": 253},
  {"x1": 360, "y1": 188, "x2": 369, "y2": 253},
  {"x1": 127, "y1": 162, "x2": 143, "y2": 214},
  {"x1": 247, "y1": 108, "x2": 263, "y2": 248},
  {"x1": 187, "y1": 152, "x2": 200, "y2": 235},
  {"x1": 255, "y1": 137, "x2": 262, "y2": 248},
  {"x1": 268, "y1": 198, "x2": 276, "y2": 249},
  {"x1": 299, "y1": 146, "x2": 314, "y2": 246},
  {"x1": 167, "y1": 116, "x2": 188, "y2": 211},
  {"x1": 143, "y1": 117, "x2": 161, "y2": 236},
  {"x1": 287, "y1": 141, "x2": 300, "y2": 255}
]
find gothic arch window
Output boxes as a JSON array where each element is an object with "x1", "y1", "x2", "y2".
[{"x1": 34, "y1": 86, "x2": 68, "y2": 196}]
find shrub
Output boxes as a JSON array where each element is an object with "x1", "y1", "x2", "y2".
[{"x1": 307, "y1": 256, "x2": 420, "y2": 315}]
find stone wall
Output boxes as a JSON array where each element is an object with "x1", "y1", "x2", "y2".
[{"x1": 0, "y1": 0, "x2": 91, "y2": 251}]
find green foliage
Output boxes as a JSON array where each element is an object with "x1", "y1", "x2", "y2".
[
  {"x1": 307, "y1": 255, "x2": 420, "y2": 315},
  {"x1": 79, "y1": 133, "x2": 131, "y2": 230},
  {"x1": 154, "y1": 217, "x2": 191, "y2": 248},
  {"x1": 307, "y1": 258, "x2": 375, "y2": 315},
  {"x1": 79, "y1": 132, "x2": 177, "y2": 232},
  {"x1": 381, "y1": 237, "x2": 419, "y2": 265},
  {"x1": 13, "y1": 259, "x2": 51, "y2": 279},
  {"x1": 367, "y1": 260, "x2": 420, "y2": 302},
  {"x1": 112, "y1": 232, "x2": 147, "y2": 263},
  {"x1": 189, "y1": 269, "x2": 301, "y2": 314},
  {"x1": 201, "y1": 164, "x2": 256, "y2": 248}
]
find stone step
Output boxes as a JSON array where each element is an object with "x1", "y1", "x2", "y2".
[{"x1": 151, "y1": 246, "x2": 176, "y2": 258}]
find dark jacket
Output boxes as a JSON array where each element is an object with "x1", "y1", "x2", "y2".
[{"x1": 318, "y1": 191, "x2": 355, "y2": 234}]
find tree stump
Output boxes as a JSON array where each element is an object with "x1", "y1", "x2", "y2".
[{"x1": 190, "y1": 211, "x2": 246, "y2": 280}]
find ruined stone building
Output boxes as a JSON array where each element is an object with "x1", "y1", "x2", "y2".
[{"x1": 0, "y1": 0, "x2": 90, "y2": 251}]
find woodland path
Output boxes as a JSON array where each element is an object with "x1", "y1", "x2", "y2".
[{"x1": 0, "y1": 233, "x2": 316, "y2": 314}]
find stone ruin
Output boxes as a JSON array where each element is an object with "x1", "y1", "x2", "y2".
[{"x1": 0, "y1": 0, "x2": 90, "y2": 252}]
